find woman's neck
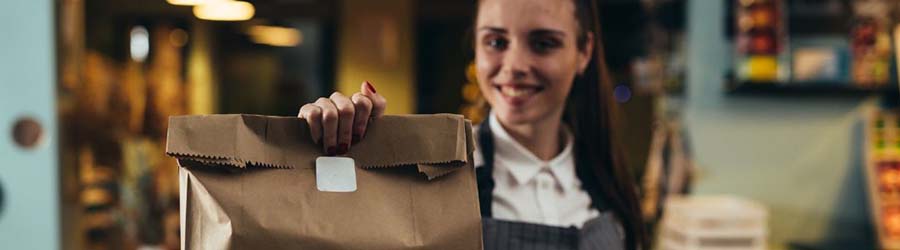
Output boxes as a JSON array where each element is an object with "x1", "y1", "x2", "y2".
[{"x1": 496, "y1": 112, "x2": 566, "y2": 161}]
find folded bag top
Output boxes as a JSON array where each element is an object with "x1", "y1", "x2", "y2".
[{"x1": 166, "y1": 114, "x2": 474, "y2": 180}]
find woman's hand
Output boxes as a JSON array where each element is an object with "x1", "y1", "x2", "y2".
[{"x1": 298, "y1": 81, "x2": 386, "y2": 155}]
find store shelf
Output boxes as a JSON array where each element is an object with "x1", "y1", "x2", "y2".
[
  {"x1": 787, "y1": 240, "x2": 876, "y2": 250},
  {"x1": 725, "y1": 77, "x2": 898, "y2": 97}
]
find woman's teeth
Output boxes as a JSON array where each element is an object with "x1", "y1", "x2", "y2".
[{"x1": 498, "y1": 86, "x2": 539, "y2": 97}]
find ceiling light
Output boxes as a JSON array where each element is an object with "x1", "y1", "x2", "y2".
[
  {"x1": 167, "y1": 0, "x2": 219, "y2": 6},
  {"x1": 129, "y1": 26, "x2": 150, "y2": 62},
  {"x1": 247, "y1": 25, "x2": 302, "y2": 47},
  {"x1": 193, "y1": 1, "x2": 255, "y2": 21}
]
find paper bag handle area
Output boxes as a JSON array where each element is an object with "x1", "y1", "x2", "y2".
[{"x1": 166, "y1": 114, "x2": 474, "y2": 180}]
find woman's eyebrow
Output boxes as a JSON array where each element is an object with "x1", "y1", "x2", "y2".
[
  {"x1": 478, "y1": 27, "x2": 566, "y2": 37},
  {"x1": 478, "y1": 27, "x2": 507, "y2": 34},
  {"x1": 529, "y1": 29, "x2": 566, "y2": 37}
]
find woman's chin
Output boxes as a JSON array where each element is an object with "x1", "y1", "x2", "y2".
[{"x1": 493, "y1": 109, "x2": 540, "y2": 126}]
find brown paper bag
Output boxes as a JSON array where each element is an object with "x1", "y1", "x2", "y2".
[{"x1": 166, "y1": 114, "x2": 482, "y2": 250}]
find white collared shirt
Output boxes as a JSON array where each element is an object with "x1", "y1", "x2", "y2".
[{"x1": 474, "y1": 114, "x2": 600, "y2": 228}]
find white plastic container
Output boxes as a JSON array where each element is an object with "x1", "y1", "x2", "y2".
[{"x1": 657, "y1": 195, "x2": 768, "y2": 250}]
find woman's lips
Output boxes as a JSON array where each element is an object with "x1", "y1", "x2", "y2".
[{"x1": 493, "y1": 84, "x2": 544, "y2": 106}]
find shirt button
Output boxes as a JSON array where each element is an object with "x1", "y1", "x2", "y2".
[{"x1": 539, "y1": 180, "x2": 551, "y2": 189}]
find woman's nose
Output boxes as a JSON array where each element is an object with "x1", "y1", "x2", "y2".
[{"x1": 497, "y1": 43, "x2": 533, "y2": 82}]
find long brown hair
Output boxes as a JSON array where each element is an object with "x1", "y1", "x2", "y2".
[
  {"x1": 567, "y1": 0, "x2": 648, "y2": 249},
  {"x1": 470, "y1": 0, "x2": 648, "y2": 249}
]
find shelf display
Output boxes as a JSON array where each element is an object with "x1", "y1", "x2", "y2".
[
  {"x1": 728, "y1": 0, "x2": 900, "y2": 95},
  {"x1": 735, "y1": 0, "x2": 788, "y2": 82},
  {"x1": 865, "y1": 107, "x2": 900, "y2": 249},
  {"x1": 850, "y1": 0, "x2": 892, "y2": 87},
  {"x1": 59, "y1": 25, "x2": 186, "y2": 250}
]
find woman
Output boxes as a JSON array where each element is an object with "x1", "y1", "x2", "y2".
[{"x1": 298, "y1": 0, "x2": 646, "y2": 249}]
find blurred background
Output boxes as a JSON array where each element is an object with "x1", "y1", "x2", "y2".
[{"x1": 1, "y1": 0, "x2": 900, "y2": 249}]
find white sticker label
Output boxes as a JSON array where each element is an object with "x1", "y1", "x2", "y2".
[{"x1": 315, "y1": 157, "x2": 357, "y2": 192}]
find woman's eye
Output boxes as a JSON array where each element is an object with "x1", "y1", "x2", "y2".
[
  {"x1": 531, "y1": 38, "x2": 561, "y2": 53},
  {"x1": 485, "y1": 38, "x2": 508, "y2": 50}
]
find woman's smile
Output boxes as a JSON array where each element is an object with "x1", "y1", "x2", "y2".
[{"x1": 493, "y1": 83, "x2": 545, "y2": 106}]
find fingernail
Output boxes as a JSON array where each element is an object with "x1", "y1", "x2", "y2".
[
  {"x1": 352, "y1": 134, "x2": 361, "y2": 144},
  {"x1": 338, "y1": 143, "x2": 349, "y2": 155},
  {"x1": 326, "y1": 146, "x2": 336, "y2": 156},
  {"x1": 365, "y1": 81, "x2": 376, "y2": 94}
]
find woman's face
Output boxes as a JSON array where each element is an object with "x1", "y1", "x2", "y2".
[{"x1": 475, "y1": 0, "x2": 592, "y2": 126}]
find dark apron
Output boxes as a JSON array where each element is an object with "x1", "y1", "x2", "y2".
[{"x1": 475, "y1": 119, "x2": 625, "y2": 250}]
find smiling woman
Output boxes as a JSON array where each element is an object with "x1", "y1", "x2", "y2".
[
  {"x1": 471, "y1": 0, "x2": 646, "y2": 249},
  {"x1": 298, "y1": 0, "x2": 646, "y2": 249}
]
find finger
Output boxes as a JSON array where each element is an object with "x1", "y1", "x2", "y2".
[
  {"x1": 329, "y1": 92, "x2": 355, "y2": 155},
  {"x1": 298, "y1": 104, "x2": 323, "y2": 144},
  {"x1": 351, "y1": 92, "x2": 373, "y2": 141},
  {"x1": 360, "y1": 81, "x2": 387, "y2": 118},
  {"x1": 314, "y1": 97, "x2": 339, "y2": 155}
]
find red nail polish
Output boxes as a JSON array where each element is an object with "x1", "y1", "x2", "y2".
[
  {"x1": 365, "y1": 81, "x2": 376, "y2": 94},
  {"x1": 327, "y1": 146, "x2": 336, "y2": 156},
  {"x1": 338, "y1": 143, "x2": 349, "y2": 155}
]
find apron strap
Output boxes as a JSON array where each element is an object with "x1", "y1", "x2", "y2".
[{"x1": 476, "y1": 118, "x2": 496, "y2": 217}]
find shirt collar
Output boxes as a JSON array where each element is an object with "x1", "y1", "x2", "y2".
[{"x1": 488, "y1": 113, "x2": 578, "y2": 192}]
